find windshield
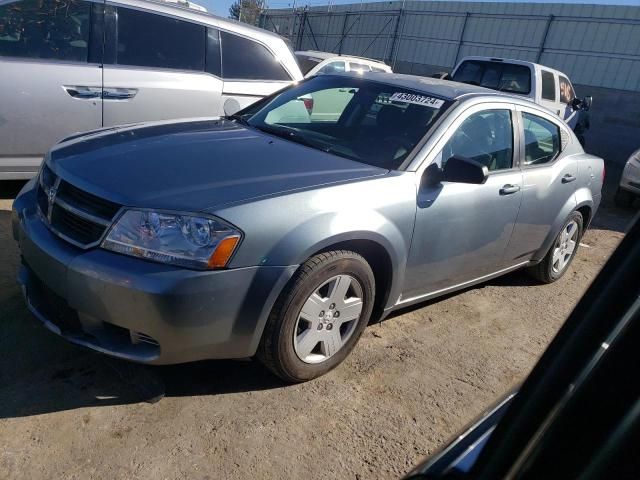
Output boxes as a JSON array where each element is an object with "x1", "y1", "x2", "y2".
[
  {"x1": 237, "y1": 75, "x2": 451, "y2": 169},
  {"x1": 452, "y1": 60, "x2": 532, "y2": 95}
]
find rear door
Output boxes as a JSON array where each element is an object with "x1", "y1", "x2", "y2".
[
  {"x1": 219, "y1": 31, "x2": 293, "y2": 115},
  {"x1": 505, "y1": 106, "x2": 577, "y2": 263},
  {"x1": 0, "y1": 0, "x2": 102, "y2": 178},
  {"x1": 102, "y1": 5, "x2": 223, "y2": 126}
]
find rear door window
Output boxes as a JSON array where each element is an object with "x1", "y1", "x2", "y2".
[
  {"x1": 0, "y1": 0, "x2": 91, "y2": 62},
  {"x1": 220, "y1": 31, "x2": 290, "y2": 81},
  {"x1": 541, "y1": 70, "x2": 556, "y2": 101},
  {"x1": 115, "y1": 7, "x2": 205, "y2": 71},
  {"x1": 452, "y1": 60, "x2": 531, "y2": 95}
]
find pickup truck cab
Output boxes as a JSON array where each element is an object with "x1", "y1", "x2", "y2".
[{"x1": 448, "y1": 57, "x2": 591, "y2": 144}]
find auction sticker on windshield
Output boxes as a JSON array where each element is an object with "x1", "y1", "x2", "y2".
[{"x1": 390, "y1": 92, "x2": 444, "y2": 108}]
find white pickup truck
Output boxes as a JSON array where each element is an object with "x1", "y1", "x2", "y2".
[{"x1": 440, "y1": 56, "x2": 592, "y2": 145}]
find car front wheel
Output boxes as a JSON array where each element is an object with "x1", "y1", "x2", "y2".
[
  {"x1": 528, "y1": 211, "x2": 583, "y2": 284},
  {"x1": 258, "y1": 250, "x2": 375, "y2": 382}
]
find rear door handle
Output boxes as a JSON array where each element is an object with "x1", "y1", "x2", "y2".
[
  {"x1": 500, "y1": 184, "x2": 521, "y2": 195},
  {"x1": 103, "y1": 87, "x2": 138, "y2": 100},
  {"x1": 63, "y1": 85, "x2": 101, "y2": 99},
  {"x1": 562, "y1": 174, "x2": 577, "y2": 184}
]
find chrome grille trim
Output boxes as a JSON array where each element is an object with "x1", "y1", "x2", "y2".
[{"x1": 36, "y1": 164, "x2": 122, "y2": 249}]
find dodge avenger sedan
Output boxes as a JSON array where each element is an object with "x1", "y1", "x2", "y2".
[{"x1": 12, "y1": 74, "x2": 604, "y2": 382}]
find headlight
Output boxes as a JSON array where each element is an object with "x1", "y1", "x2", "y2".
[{"x1": 102, "y1": 210, "x2": 242, "y2": 269}]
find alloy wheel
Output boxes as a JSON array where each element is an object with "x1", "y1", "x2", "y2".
[
  {"x1": 552, "y1": 220, "x2": 579, "y2": 274},
  {"x1": 293, "y1": 274, "x2": 364, "y2": 364}
]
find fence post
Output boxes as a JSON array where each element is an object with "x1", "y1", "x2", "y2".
[
  {"x1": 453, "y1": 12, "x2": 470, "y2": 67},
  {"x1": 388, "y1": 9, "x2": 403, "y2": 65},
  {"x1": 338, "y1": 12, "x2": 349, "y2": 54},
  {"x1": 537, "y1": 14, "x2": 554, "y2": 63}
]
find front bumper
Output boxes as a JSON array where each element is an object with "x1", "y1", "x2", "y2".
[
  {"x1": 12, "y1": 182, "x2": 296, "y2": 365},
  {"x1": 620, "y1": 161, "x2": 640, "y2": 195}
]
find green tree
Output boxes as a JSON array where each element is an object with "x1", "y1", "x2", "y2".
[{"x1": 228, "y1": 0, "x2": 264, "y2": 26}]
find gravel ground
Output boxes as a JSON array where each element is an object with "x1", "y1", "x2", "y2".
[{"x1": 0, "y1": 179, "x2": 634, "y2": 480}]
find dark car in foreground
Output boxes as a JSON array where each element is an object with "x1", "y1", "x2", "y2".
[
  {"x1": 409, "y1": 213, "x2": 640, "y2": 479},
  {"x1": 12, "y1": 73, "x2": 604, "y2": 381}
]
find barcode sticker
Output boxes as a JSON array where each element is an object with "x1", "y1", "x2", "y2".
[{"x1": 389, "y1": 92, "x2": 445, "y2": 108}]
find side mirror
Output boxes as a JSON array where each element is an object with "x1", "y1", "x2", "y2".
[
  {"x1": 582, "y1": 95, "x2": 592, "y2": 111},
  {"x1": 571, "y1": 97, "x2": 582, "y2": 111},
  {"x1": 442, "y1": 156, "x2": 489, "y2": 184}
]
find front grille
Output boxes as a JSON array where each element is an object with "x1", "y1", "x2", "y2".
[{"x1": 37, "y1": 164, "x2": 121, "y2": 248}]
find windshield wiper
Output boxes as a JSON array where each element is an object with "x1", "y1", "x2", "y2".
[
  {"x1": 225, "y1": 113, "x2": 250, "y2": 126},
  {"x1": 253, "y1": 124, "x2": 318, "y2": 149}
]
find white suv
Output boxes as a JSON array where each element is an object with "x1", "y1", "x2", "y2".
[
  {"x1": 0, "y1": 0, "x2": 303, "y2": 179},
  {"x1": 447, "y1": 57, "x2": 591, "y2": 144}
]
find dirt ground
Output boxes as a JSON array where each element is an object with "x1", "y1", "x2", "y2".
[{"x1": 0, "y1": 178, "x2": 635, "y2": 480}]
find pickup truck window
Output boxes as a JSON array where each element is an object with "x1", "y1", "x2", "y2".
[
  {"x1": 541, "y1": 70, "x2": 556, "y2": 101},
  {"x1": 452, "y1": 60, "x2": 531, "y2": 95},
  {"x1": 559, "y1": 75, "x2": 576, "y2": 104}
]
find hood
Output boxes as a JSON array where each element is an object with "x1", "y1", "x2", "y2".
[{"x1": 48, "y1": 119, "x2": 386, "y2": 212}]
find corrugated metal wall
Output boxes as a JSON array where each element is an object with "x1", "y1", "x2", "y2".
[{"x1": 260, "y1": 1, "x2": 640, "y2": 92}]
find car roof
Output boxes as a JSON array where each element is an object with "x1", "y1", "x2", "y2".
[
  {"x1": 351, "y1": 72, "x2": 505, "y2": 100},
  {"x1": 115, "y1": 0, "x2": 287, "y2": 43},
  {"x1": 295, "y1": 50, "x2": 388, "y2": 65}
]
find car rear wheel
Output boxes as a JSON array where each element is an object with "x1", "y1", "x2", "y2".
[
  {"x1": 614, "y1": 188, "x2": 635, "y2": 208},
  {"x1": 528, "y1": 211, "x2": 583, "y2": 284},
  {"x1": 257, "y1": 250, "x2": 375, "y2": 382}
]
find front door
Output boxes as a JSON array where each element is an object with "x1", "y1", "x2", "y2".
[
  {"x1": 0, "y1": 0, "x2": 102, "y2": 178},
  {"x1": 402, "y1": 105, "x2": 523, "y2": 301}
]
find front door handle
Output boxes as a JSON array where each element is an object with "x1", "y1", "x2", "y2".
[
  {"x1": 500, "y1": 184, "x2": 521, "y2": 195},
  {"x1": 562, "y1": 174, "x2": 577, "y2": 184},
  {"x1": 103, "y1": 87, "x2": 138, "y2": 100},
  {"x1": 63, "y1": 85, "x2": 101, "y2": 99}
]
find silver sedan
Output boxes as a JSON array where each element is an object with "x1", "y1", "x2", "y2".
[{"x1": 12, "y1": 74, "x2": 604, "y2": 382}]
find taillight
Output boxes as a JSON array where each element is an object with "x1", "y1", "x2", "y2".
[
  {"x1": 602, "y1": 163, "x2": 606, "y2": 184},
  {"x1": 303, "y1": 97, "x2": 314, "y2": 114}
]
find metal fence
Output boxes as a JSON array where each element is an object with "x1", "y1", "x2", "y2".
[{"x1": 259, "y1": 1, "x2": 640, "y2": 92}]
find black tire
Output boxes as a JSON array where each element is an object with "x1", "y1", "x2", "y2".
[
  {"x1": 528, "y1": 211, "x2": 584, "y2": 284},
  {"x1": 614, "y1": 188, "x2": 635, "y2": 208},
  {"x1": 257, "y1": 250, "x2": 375, "y2": 382}
]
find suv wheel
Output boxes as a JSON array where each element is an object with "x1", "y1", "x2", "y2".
[
  {"x1": 528, "y1": 211, "x2": 583, "y2": 284},
  {"x1": 258, "y1": 251, "x2": 375, "y2": 382}
]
